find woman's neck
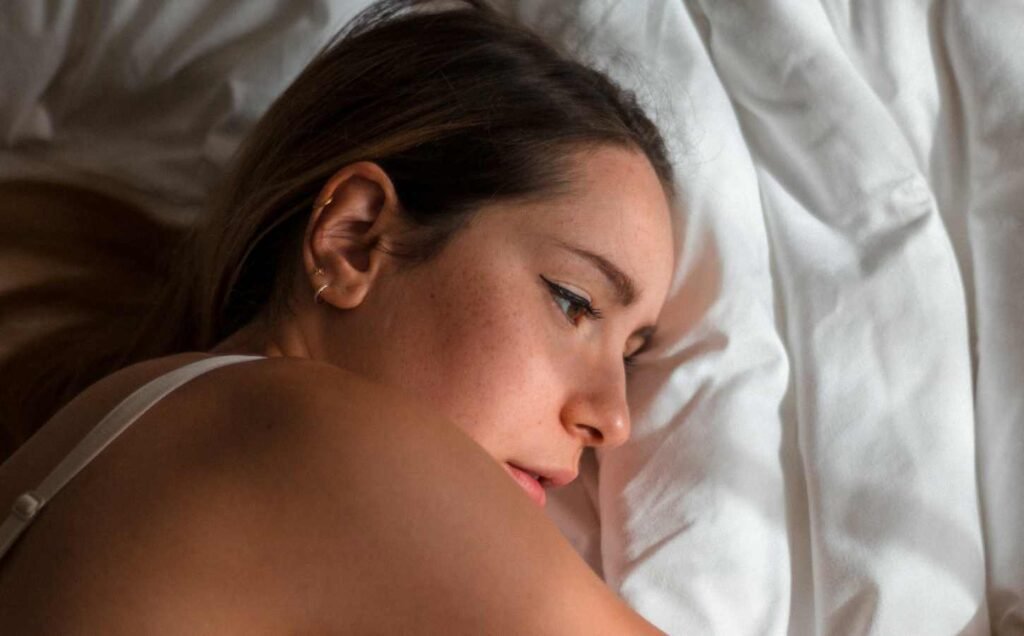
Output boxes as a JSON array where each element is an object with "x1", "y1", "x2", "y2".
[{"x1": 209, "y1": 316, "x2": 314, "y2": 360}]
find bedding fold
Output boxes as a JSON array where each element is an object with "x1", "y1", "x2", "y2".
[
  {"x1": 943, "y1": 1, "x2": 1024, "y2": 631},
  {"x1": 692, "y1": 0, "x2": 989, "y2": 633}
]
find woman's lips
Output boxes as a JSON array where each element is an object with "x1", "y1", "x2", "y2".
[{"x1": 503, "y1": 463, "x2": 547, "y2": 508}]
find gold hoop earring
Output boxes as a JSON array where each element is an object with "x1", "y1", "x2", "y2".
[
  {"x1": 314, "y1": 196, "x2": 333, "y2": 212},
  {"x1": 314, "y1": 282, "x2": 330, "y2": 304}
]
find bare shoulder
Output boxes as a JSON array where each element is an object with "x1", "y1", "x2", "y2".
[
  {"x1": 0, "y1": 356, "x2": 659, "y2": 634},
  {"x1": 222, "y1": 358, "x2": 660, "y2": 634}
]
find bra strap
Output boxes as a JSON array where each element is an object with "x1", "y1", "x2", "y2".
[{"x1": 0, "y1": 355, "x2": 262, "y2": 558}]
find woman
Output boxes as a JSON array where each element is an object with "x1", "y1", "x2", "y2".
[{"x1": 0, "y1": 0, "x2": 676, "y2": 632}]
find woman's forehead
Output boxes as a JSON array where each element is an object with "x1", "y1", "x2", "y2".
[{"x1": 488, "y1": 147, "x2": 675, "y2": 296}]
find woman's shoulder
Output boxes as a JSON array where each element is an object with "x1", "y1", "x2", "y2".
[
  {"x1": 172, "y1": 354, "x2": 463, "y2": 467},
  {"x1": 158, "y1": 353, "x2": 472, "y2": 480},
  {"x1": 200, "y1": 353, "x2": 429, "y2": 421},
  {"x1": 1, "y1": 354, "x2": 656, "y2": 633},
  {"x1": 153, "y1": 356, "x2": 657, "y2": 633},
  {"x1": 140, "y1": 355, "x2": 650, "y2": 633},
  {"x1": 0, "y1": 354, "x2": 412, "y2": 501},
  {"x1": 0, "y1": 354, "x2": 451, "y2": 627}
]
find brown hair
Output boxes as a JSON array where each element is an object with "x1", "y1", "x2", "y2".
[{"x1": 0, "y1": 0, "x2": 673, "y2": 458}]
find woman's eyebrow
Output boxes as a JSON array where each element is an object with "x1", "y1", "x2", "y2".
[
  {"x1": 552, "y1": 239, "x2": 658, "y2": 352},
  {"x1": 553, "y1": 240, "x2": 639, "y2": 307}
]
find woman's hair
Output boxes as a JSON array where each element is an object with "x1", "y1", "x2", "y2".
[{"x1": 0, "y1": 0, "x2": 673, "y2": 456}]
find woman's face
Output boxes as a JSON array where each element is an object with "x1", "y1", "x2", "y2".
[{"x1": 327, "y1": 147, "x2": 675, "y2": 506}]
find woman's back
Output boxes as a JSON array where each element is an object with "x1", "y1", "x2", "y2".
[{"x1": 0, "y1": 355, "x2": 657, "y2": 633}]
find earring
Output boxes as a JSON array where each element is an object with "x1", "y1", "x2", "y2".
[
  {"x1": 312, "y1": 265, "x2": 328, "y2": 303},
  {"x1": 314, "y1": 282, "x2": 330, "y2": 304},
  {"x1": 313, "y1": 196, "x2": 333, "y2": 212},
  {"x1": 310, "y1": 197, "x2": 332, "y2": 302}
]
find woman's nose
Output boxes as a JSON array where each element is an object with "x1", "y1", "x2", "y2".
[{"x1": 560, "y1": 367, "x2": 631, "y2": 449}]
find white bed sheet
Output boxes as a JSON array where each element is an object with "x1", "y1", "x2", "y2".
[{"x1": 2, "y1": 1, "x2": 1021, "y2": 633}]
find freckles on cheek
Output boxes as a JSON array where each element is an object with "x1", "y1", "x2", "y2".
[{"x1": 431, "y1": 290, "x2": 540, "y2": 424}]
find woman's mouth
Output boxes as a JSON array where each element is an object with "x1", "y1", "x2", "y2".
[{"x1": 503, "y1": 463, "x2": 547, "y2": 508}]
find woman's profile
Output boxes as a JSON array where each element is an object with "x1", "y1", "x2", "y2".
[{"x1": 0, "y1": 0, "x2": 676, "y2": 631}]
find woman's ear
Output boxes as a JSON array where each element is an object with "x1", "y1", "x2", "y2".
[{"x1": 302, "y1": 162, "x2": 402, "y2": 309}]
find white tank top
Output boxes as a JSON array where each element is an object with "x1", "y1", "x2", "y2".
[{"x1": 0, "y1": 355, "x2": 263, "y2": 561}]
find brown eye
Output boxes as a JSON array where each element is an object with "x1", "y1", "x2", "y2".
[
  {"x1": 541, "y1": 276, "x2": 602, "y2": 326},
  {"x1": 553, "y1": 293, "x2": 589, "y2": 324}
]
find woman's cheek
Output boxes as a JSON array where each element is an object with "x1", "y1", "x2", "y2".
[{"x1": 441, "y1": 319, "x2": 553, "y2": 444}]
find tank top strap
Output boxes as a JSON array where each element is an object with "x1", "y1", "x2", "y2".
[{"x1": 0, "y1": 355, "x2": 263, "y2": 560}]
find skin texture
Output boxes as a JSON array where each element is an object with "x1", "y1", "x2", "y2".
[
  {"x1": 0, "y1": 146, "x2": 674, "y2": 633},
  {"x1": 222, "y1": 145, "x2": 675, "y2": 485}
]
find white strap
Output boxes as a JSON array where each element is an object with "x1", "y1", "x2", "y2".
[{"x1": 0, "y1": 355, "x2": 262, "y2": 558}]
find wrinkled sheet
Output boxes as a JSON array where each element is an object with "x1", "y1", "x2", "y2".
[{"x1": 1, "y1": 0, "x2": 1021, "y2": 633}]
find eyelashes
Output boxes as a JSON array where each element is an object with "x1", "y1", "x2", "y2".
[
  {"x1": 541, "y1": 275, "x2": 603, "y2": 324},
  {"x1": 540, "y1": 275, "x2": 640, "y2": 373}
]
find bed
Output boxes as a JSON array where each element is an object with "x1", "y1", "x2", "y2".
[{"x1": 1, "y1": 1, "x2": 1020, "y2": 633}]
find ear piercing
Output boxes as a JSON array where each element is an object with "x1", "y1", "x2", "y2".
[
  {"x1": 311, "y1": 194, "x2": 333, "y2": 304},
  {"x1": 313, "y1": 266, "x2": 329, "y2": 304},
  {"x1": 314, "y1": 196, "x2": 333, "y2": 213}
]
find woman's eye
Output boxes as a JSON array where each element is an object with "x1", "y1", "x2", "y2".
[
  {"x1": 541, "y1": 276, "x2": 602, "y2": 326},
  {"x1": 554, "y1": 294, "x2": 588, "y2": 323}
]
